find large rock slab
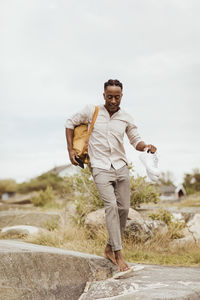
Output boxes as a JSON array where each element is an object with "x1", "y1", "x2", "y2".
[
  {"x1": 85, "y1": 208, "x2": 105, "y2": 227},
  {"x1": 0, "y1": 240, "x2": 200, "y2": 300},
  {"x1": 0, "y1": 210, "x2": 60, "y2": 229},
  {"x1": 0, "y1": 240, "x2": 116, "y2": 300},
  {"x1": 124, "y1": 219, "x2": 168, "y2": 242},
  {"x1": 170, "y1": 213, "x2": 200, "y2": 247},
  {"x1": 168, "y1": 207, "x2": 200, "y2": 223},
  {"x1": 138, "y1": 206, "x2": 200, "y2": 222},
  {"x1": 186, "y1": 213, "x2": 200, "y2": 242},
  {"x1": 80, "y1": 264, "x2": 200, "y2": 300},
  {"x1": 1, "y1": 225, "x2": 47, "y2": 238},
  {"x1": 85, "y1": 208, "x2": 168, "y2": 242},
  {"x1": 85, "y1": 208, "x2": 143, "y2": 227}
]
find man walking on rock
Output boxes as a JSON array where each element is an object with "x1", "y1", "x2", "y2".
[{"x1": 65, "y1": 79, "x2": 157, "y2": 272}]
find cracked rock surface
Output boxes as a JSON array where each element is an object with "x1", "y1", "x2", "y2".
[
  {"x1": 0, "y1": 240, "x2": 200, "y2": 300},
  {"x1": 0, "y1": 240, "x2": 116, "y2": 300},
  {"x1": 80, "y1": 264, "x2": 200, "y2": 300}
]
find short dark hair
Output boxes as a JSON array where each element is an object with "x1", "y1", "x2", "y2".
[{"x1": 104, "y1": 79, "x2": 123, "y2": 91}]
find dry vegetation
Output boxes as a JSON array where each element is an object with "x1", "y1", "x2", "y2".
[
  {"x1": 20, "y1": 221, "x2": 200, "y2": 267},
  {"x1": 1, "y1": 170, "x2": 200, "y2": 267},
  {"x1": 177, "y1": 192, "x2": 200, "y2": 208}
]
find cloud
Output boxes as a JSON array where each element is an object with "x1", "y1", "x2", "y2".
[{"x1": 0, "y1": 0, "x2": 200, "y2": 182}]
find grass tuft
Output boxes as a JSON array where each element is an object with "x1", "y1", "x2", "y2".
[{"x1": 23, "y1": 222, "x2": 200, "y2": 267}]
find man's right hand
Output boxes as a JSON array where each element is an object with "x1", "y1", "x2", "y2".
[
  {"x1": 66, "y1": 128, "x2": 79, "y2": 165},
  {"x1": 69, "y1": 149, "x2": 79, "y2": 165}
]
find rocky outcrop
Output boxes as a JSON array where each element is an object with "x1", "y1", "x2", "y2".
[
  {"x1": 85, "y1": 208, "x2": 105, "y2": 227},
  {"x1": 169, "y1": 207, "x2": 200, "y2": 223},
  {"x1": 80, "y1": 264, "x2": 200, "y2": 300},
  {"x1": 0, "y1": 240, "x2": 116, "y2": 300},
  {"x1": 85, "y1": 208, "x2": 168, "y2": 242},
  {"x1": 1, "y1": 240, "x2": 200, "y2": 299},
  {"x1": 124, "y1": 219, "x2": 168, "y2": 242},
  {"x1": 170, "y1": 213, "x2": 200, "y2": 247},
  {"x1": 1, "y1": 225, "x2": 47, "y2": 237},
  {"x1": 85, "y1": 208, "x2": 144, "y2": 227},
  {"x1": 186, "y1": 213, "x2": 200, "y2": 242}
]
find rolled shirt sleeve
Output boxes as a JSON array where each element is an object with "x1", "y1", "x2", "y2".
[
  {"x1": 65, "y1": 105, "x2": 95, "y2": 129},
  {"x1": 126, "y1": 116, "x2": 143, "y2": 149},
  {"x1": 65, "y1": 104, "x2": 143, "y2": 170}
]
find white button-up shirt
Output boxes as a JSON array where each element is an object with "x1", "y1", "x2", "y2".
[{"x1": 65, "y1": 104, "x2": 142, "y2": 170}]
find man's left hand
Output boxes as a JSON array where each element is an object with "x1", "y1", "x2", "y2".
[{"x1": 144, "y1": 144, "x2": 157, "y2": 153}]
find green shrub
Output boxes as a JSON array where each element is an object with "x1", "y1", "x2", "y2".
[
  {"x1": 70, "y1": 167, "x2": 103, "y2": 225},
  {"x1": 18, "y1": 172, "x2": 72, "y2": 196},
  {"x1": 45, "y1": 217, "x2": 59, "y2": 231},
  {"x1": 168, "y1": 221, "x2": 185, "y2": 240},
  {"x1": 149, "y1": 208, "x2": 172, "y2": 225},
  {"x1": 183, "y1": 168, "x2": 200, "y2": 195},
  {"x1": 0, "y1": 179, "x2": 17, "y2": 197},
  {"x1": 149, "y1": 209, "x2": 185, "y2": 239},
  {"x1": 71, "y1": 167, "x2": 160, "y2": 225},
  {"x1": 31, "y1": 186, "x2": 55, "y2": 207},
  {"x1": 130, "y1": 176, "x2": 160, "y2": 208}
]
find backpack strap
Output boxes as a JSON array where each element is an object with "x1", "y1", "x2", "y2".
[
  {"x1": 88, "y1": 106, "x2": 99, "y2": 136},
  {"x1": 82, "y1": 106, "x2": 99, "y2": 154}
]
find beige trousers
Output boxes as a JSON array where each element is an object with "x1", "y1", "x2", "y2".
[{"x1": 92, "y1": 165, "x2": 130, "y2": 251}]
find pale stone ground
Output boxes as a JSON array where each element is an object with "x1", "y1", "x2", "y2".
[
  {"x1": 0, "y1": 240, "x2": 200, "y2": 300},
  {"x1": 0, "y1": 195, "x2": 200, "y2": 299}
]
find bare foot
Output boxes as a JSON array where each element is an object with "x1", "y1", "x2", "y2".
[
  {"x1": 104, "y1": 244, "x2": 117, "y2": 265},
  {"x1": 114, "y1": 250, "x2": 130, "y2": 272}
]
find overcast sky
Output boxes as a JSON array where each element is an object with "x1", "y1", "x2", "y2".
[{"x1": 1, "y1": 0, "x2": 200, "y2": 183}]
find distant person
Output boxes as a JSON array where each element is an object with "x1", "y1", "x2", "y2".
[{"x1": 65, "y1": 79, "x2": 157, "y2": 272}]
